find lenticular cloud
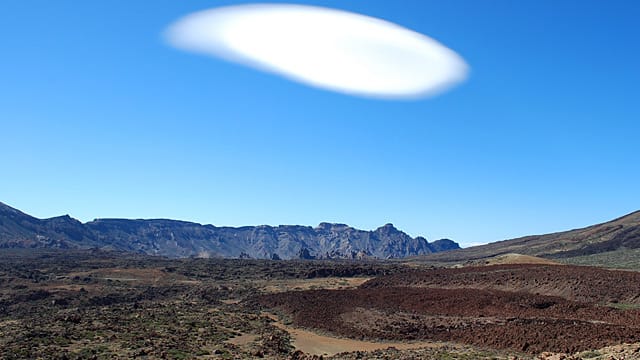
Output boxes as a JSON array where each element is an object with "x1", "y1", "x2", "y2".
[{"x1": 165, "y1": 4, "x2": 469, "y2": 99}]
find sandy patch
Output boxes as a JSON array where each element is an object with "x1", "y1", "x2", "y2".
[
  {"x1": 260, "y1": 277, "x2": 372, "y2": 293},
  {"x1": 221, "y1": 299, "x2": 241, "y2": 305},
  {"x1": 227, "y1": 333, "x2": 259, "y2": 346},
  {"x1": 480, "y1": 253, "x2": 560, "y2": 266},
  {"x1": 264, "y1": 313, "x2": 438, "y2": 356}
]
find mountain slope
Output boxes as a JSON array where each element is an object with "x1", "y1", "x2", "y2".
[
  {"x1": 0, "y1": 202, "x2": 459, "y2": 259},
  {"x1": 423, "y1": 210, "x2": 640, "y2": 263},
  {"x1": 0, "y1": 202, "x2": 99, "y2": 249}
]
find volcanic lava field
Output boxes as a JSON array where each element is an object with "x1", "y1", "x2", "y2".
[
  {"x1": 258, "y1": 264, "x2": 640, "y2": 354},
  {"x1": 2, "y1": 250, "x2": 640, "y2": 359}
]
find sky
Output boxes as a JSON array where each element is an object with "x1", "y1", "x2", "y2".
[{"x1": 1, "y1": 0, "x2": 639, "y2": 248}]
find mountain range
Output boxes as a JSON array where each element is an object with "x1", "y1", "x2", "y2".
[{"x1": 0, "y1": 201, "x2": 459, "y2": 259}]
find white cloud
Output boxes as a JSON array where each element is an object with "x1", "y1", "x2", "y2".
[{"x1": 165, "y1": 4, "x2": 469, "y2": 99}]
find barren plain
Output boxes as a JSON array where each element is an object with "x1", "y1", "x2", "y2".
[{"x1": 1, "y1": 250, "x2": 640, "y2": 359}]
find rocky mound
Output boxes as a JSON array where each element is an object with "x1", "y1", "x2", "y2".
[
  {"x1": 256, "y1": 264, "x2": 640, "y2": 354},
  {"x1": 257, "y1": 286, "x2": 640, "y2": 354},
  {"x1": 361, "y1": 264, "x2": 640, "y2": 304}
]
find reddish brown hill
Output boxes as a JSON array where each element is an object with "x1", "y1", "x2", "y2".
[
  {"x1": 362, "y1": 263, "x2": 640, "y2": 304},
  {"x1": 257, "y1": 264, "x2": 640, "y2": 354},
  {"x1": 258, "y1": 286, "x2": 640, "y2": 354}
]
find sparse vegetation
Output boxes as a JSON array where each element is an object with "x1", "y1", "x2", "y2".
[
  {"x1": 1, "y1": 249, "x2": 640, "y2": 359},
  {"x1": 559, "y1": 248, "x2": 640, "y2": 270}
]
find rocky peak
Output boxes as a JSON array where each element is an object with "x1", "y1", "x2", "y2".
[
  {"x1": 45, "y1": 215, "x2": 82, "y2": 225},
  {"x1": 375, "y1": 223, "x2": 401, "y2": 236}
]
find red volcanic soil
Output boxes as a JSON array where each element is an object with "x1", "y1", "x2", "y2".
[
  {"x1": 256, "y1": 264, "x2": 640, "y2": 354},
  {"x1": 362, "y1": 264, "x2": 640, "y2": 304}
]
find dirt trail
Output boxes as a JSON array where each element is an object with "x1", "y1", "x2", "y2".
[
  {"x1": 265, "y1": 313, "x2": 438, "y2": 356},
  {"x1": 227, "y1": 333, "x2": 259, "y2": 346}
]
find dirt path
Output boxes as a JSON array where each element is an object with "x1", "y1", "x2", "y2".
[
  {"x1": 265, "y1": 313, "x2": 438, "y2": 356},
  {"x1": 227, "y1": 333, "x2": 259, "y2": 346}
]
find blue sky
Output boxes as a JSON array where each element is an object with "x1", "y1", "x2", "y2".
[{"x1": 1, "y1": 1, "x2": 639, "y2": 247}]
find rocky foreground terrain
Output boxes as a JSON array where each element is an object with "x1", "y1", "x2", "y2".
[
  {"x1": 260, "y1": 264, "x2": 640, "y2": 354},
  {"x1": 1, "y1": 249, "x2": 640, "y2": 359},
  {"x1": 0, "y1": 201, "x2": 459, "y2": 259}
]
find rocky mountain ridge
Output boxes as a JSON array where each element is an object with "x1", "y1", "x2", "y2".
[
  {"x1": 0, "y1": 202, "x2": 459, "y2": 259},
  {"x1": 422, "y1": 210, "x2": 640, "y2": 263}
]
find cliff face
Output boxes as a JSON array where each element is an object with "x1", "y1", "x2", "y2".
[
  {"x1": 0, "y1": 202, "x2": 459, "y2": 259},
  {"x1": 82, "y1": 220, "x2": 453, "y2": 259}
]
